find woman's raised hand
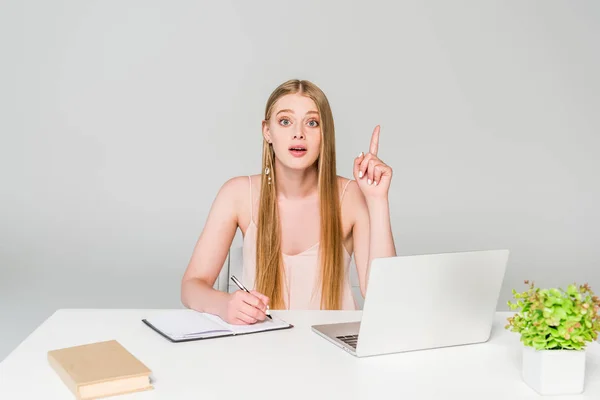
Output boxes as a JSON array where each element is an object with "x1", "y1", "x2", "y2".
[{"x1": 353, "y1": 125, "x2": 393, "y2": 199}]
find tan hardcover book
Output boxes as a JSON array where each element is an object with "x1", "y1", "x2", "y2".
[{"x1": 47, "y1": 340, "x2": 153, "y2": 399}]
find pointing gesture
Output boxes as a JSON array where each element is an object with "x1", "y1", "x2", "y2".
[
  {"x1": 369, "y1": 125, "x2": 380, "y2": 155},
  {"x1": 353, "y1": 125, "x2": 393, "y2": 198}
]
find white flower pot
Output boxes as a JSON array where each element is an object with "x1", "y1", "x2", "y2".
[{"x1": 522, "y1": 345, "x2": 586, "y2": 395}]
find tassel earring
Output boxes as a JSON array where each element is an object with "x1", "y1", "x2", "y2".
[{"x1": 266, "y1": 141, "x2": 273, "y2": 185}]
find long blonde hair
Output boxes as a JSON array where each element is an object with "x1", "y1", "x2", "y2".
[{"x1": 255, "y1": 79, "x2": 344, "y2": 310}]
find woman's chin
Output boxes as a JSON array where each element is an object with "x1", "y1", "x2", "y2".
[{"x1": 279, "y1": 158, "x2": 319, "y2": 171}]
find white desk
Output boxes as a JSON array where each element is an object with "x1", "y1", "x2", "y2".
[{"x1": 1, "y1": 310, "x2": 599, "y2": 399}]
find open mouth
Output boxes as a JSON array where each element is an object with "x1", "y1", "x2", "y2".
[{"x1": 289, "y1": 146, "x2": 307, "y2": 157}]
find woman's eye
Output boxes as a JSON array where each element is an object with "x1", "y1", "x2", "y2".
[
  {"x1": 308, "y1": 120, "x2": 319, "y2": 127},
  {"x1": 279, "y1": 118, "x2": 291, "y2": 126}
]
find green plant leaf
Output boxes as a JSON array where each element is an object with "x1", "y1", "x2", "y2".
[
  {"x1": 506, "y1": 282, "x2": 600, "y2": 349},
  {"x1": 533, "y1": 342, "x2": 545, "y2": 350},
  {"x1": 567, "y1": 314, "x2": 581, "y2": 322},
  {"x1": 553, "y1": 307, "x2": 568, "y2": 320}
]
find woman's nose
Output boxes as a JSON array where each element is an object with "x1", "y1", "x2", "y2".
[{"x1": 293, "y1": 128, "x2": 305, "y2": 139}]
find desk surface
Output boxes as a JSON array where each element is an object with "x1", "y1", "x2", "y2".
[{"x1": 1, "y1": 310, "x2": 599, "y2": 399}]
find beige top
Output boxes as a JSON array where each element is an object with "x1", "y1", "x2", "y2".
[{"x1": 241, "y1": 176, "x2": 357, "y2": 310}]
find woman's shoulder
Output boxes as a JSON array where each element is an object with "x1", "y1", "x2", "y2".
[
  {"x1": 218, "y1": 174, "x2": 264, "y2": 199},
  {"x1": 213, "y1": 175, "x2": 257, "y2": 209},
  {"x1": 213, "y1": 175, "x2": 258, "y2": 225},
  {"x1": 336, "y1": 175, "x2": 358, "y2": 197},
  {"x1": 336, "y1": 175, "x2": 367, "y2": 218},
  {"x1": 217, "y1": 175, "x2": 254, "y2": 193}
]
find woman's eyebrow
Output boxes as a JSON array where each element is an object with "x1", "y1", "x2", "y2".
[{"x1": 276, "y1": 109, "x2": 319, "y2": 116}]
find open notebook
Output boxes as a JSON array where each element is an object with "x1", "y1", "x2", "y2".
[{"x1": 142, "y1": 309, "x2": 293, "y2": 342}]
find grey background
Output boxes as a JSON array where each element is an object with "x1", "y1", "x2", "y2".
[{"x1": 1, "y1": 0, "x2": 599, "y2": 362}]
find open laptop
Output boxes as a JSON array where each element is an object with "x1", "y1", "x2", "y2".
[{"x1": 311, "y1": 249, "x2": 509, "y2": 357}]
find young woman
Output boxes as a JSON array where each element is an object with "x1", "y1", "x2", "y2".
[{"x1": 181, "y1": 79, "x2": 396, "y2": 324}]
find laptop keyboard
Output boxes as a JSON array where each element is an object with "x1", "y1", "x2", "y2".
[{"x1": 336, "y1": 334, "x2": 359, "y2": 349}]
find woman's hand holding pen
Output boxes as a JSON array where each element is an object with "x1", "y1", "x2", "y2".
[
  {"x1": 221, "y1": 290, "x2": 270, "y2": 325},
  {"x1": 220, "y1": 276, "x2": 271, "y2": 325}
]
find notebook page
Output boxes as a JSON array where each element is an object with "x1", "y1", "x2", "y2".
[
  {"x1": 146, "y1": 310, "x2": 231, "y2": 340},
  {"x1": 202, "y1": 313, "x2": 291, "y2": 334}
]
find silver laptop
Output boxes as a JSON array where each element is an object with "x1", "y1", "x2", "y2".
[{"x1": 311, "y1": 249, "x2": 509, "y2": 357}]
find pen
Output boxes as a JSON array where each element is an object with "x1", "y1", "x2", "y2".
[{"x1": 230, "y1": 275, "x2": 272, "y2": 319}]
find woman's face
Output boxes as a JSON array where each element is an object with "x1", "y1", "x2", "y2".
[{"x1": 263, "y1": 93, "x2": 322, "y2": 171}]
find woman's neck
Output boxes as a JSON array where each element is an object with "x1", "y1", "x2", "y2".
[{"x1": 273, "y1": 162, "x2": 318, "y2": 200}]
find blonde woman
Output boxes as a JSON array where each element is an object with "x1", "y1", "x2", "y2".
[{"x1": 181, "y1": 79, "x2": 396, "y2": 324}]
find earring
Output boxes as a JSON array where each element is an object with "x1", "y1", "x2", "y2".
[{"x1": 265, "y1": 167, "x2": 271, "y2": 185}]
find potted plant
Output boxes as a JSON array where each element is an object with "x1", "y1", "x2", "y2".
[{"x1": 505, "y1": 280, "x2": 600, "y2": 395}]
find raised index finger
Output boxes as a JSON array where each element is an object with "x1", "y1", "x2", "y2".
[{"x1": 369, "y1": 125, "x2": 380, "y2": 155}]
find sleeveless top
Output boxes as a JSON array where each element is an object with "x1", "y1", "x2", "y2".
[{"x1": 241, "y1": 176, "x2": 357, "y2": 310}]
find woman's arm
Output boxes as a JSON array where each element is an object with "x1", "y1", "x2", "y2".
[
  {"x1": 350, "y1": 125, "x2": 397, "y2": 297},
  {"x1": 348, "y1": 184, "x2": 396, "y2": 297},
  {"x1": 181, "y1": 177, "x2": 268, "y2": 323}
]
